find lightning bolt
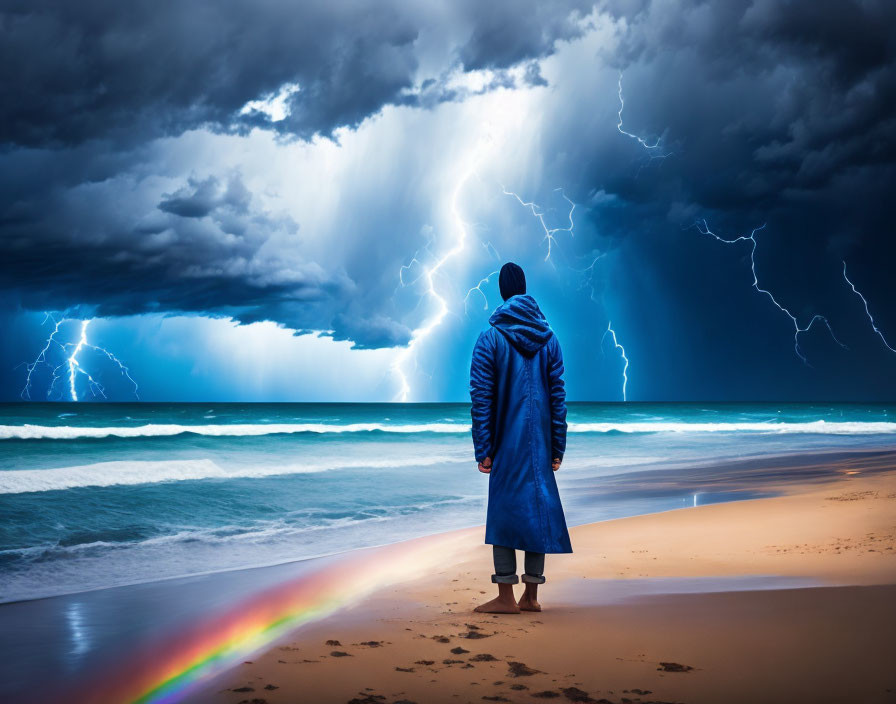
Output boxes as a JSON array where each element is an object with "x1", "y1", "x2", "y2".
[
  {"x1": 612, "y1": 70, "x2": 890, "y2": 387},
  {"x1": 463, "y1": 269, "x2": 500, "y2": 314},
  {"x1": 502, "y1": 186, "x2": 576, "y2": 262},
  {"x1": 501, "y1": 183, "x2": 632, "y2": 400},
  {"x1": 21, "y1": 314, "x2": 66, "y2": 400},
  {"x1": 481, "y1": 240, "x2": 502, "y2": 261},
  {"x1": 502, "y1": 183, "x2": 632, "y2": 400},
  {"x1": 398, "y1": 237, "x2": 436, "y2": 288},
  {"x1": 617, "y1": 72, "x2": 670, "y2": 160},
  {"x1": 574, "y1": 253, "x2": 607, "y2": 302},
  {"x1": 575, "y1": 254, "x2": 629, "y2": 400},
  {"x1": 67, "y1": 320, "x2": 104, "y2": 401},
  {"x1": 392, "y1": 153, "x2": 481, "y2": 401},
  {"x1": 21, "y1": 315, "x2": 139, "y2": 401},
  {"x1": 842, "y1": 261, "x2": 896, "y2": 354},
  {"x1": 694, "y1": 220, "x2": 847, "y2": 365},
  {"x1": 601, "y1": 321, "x2": 629, "y2": 401},
  {"x1": 424, "y1": 75, "x2": 649, "y2": 403}
]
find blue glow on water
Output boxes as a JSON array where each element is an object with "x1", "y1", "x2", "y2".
[{"x1": 1, "y1": 402, "x2": 893, "y2": 602}]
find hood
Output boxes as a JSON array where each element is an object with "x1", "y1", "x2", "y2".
[{"x1": 489, "y1": 294, "x2": 553, "y2": 357}]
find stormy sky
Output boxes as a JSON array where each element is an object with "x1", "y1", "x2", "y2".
[{"x1": 1, "y1": 0, "x2": 894, "y2": 402}]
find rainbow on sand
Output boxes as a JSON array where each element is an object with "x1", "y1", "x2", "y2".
[{"x1": 74, "y1": 531, "x2": 473, "y2": 704}]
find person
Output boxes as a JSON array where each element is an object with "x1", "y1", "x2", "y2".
[{"x1": 469, "y1": 261, "x2": 572, "y2": 614}]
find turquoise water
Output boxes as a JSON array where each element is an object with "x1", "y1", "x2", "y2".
[{"x1": 1, "y1": 402, "x2": 894, "y2": 602}]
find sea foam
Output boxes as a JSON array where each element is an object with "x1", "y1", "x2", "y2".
[
  {"x1": 1, "y1": 419, "x2": 895, "y2": 441},
  {"x1": 0, "y1": 455, "x2": 466, "y2": 493}
]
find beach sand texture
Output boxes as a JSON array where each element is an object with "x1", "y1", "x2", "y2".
[{"x1": 191, "y1": 466, "x2": 896, "y2": 704}]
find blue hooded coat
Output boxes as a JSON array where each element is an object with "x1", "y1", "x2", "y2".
[{"x1": 469, "y1": 294, "x2": 572, "y2": 554}]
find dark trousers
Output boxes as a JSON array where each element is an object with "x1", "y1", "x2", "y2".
[{"x1": 491, "y1": 545, "x2": 546, "y2": 584}]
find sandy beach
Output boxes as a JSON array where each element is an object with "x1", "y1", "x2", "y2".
[{"x1": 187, "y1": 462, "x2": 896, "y2": 704}]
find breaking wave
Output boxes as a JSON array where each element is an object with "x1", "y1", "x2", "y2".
[
  {"x1": 0, "y1": 455, "x2": 466, "y2": 493},
  {"x1": 2, "y1": 419, "x2": 895, "y2": 441}
]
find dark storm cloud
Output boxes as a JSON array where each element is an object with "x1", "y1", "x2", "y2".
[
  {"x1": 1, "y1": 0, "x2": 894, "y2": 375},
  {"x1": 522, "y1": 62, "x2": 549, "y2": 88},
  {"x1": 329, "y1": 312, "x2": 415, "y2": 350},
  {"x1": 564, "y1": 0, "x2": 896, "y2": 244},
  {"x1": 454, "y1": 0, "x2": 591, "y2": 71},
  {"x1": 664, "y1": 0, "x2": 890, "y2": 171},
  {"x1": 158, "y1": 176, "x2": 250, "y2": 219},
  {"x1": 531, "y1": 0, "x2": 895, "y2": 399},
  {"x1": 0, "y1": 0, "x2": 416, "y2": 146},
  {"x1": 0, "y1": 0, "x2": 588, "y2": 348},
  {"x1": 0, "y1": 167, "x2": 359, "y2": 335},
  {"x1": 0, "y1": 0, "x2": 587, "y2": 148}
]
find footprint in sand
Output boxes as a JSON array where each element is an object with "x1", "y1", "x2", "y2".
[
  {"x1": 460, "y1": 631, "x2": 491, "y2": 639},
  {"x1": 560, "y1": 687, "x2": 601, "y2": 702},
  {"x1": 505, "y1": 661, "x2": 541, "y2": 677},
  {"x1": 658, "y1": 661, "x2": 693, "y2": 672},
  {"x1": 346, "y1": 695, "x2": 389, "y2": 704}
]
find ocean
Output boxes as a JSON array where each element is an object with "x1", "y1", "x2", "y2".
[{"x1": 1, "y1": 402, "x2": 894, "y2": 603}]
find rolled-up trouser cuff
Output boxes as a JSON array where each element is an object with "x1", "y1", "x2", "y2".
[
  {"x1": 521, "y1": 573, "x2": 545, "y2": 584},
  {"x1": 491, "y1": 573, "x2": 519, "y2": 584}
]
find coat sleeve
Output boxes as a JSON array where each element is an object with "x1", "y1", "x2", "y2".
[
  {"x1": 547, "y1": 334, "x2": 568, "y2": 460},
  {"x1": 469, "y1": 330, "x2": 496, "y2": 462}
]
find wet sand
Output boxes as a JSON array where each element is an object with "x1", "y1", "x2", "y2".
[{"x1": 193, "y1": 465, "x2": 896, "y2": 704}]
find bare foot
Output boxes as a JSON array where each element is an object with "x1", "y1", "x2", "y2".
[
  {"x1": 474, "y1": 596, "x2": 520, "y2": 614},
  {"x1": 517, "y1": 594, "x2": 541, "y2": 612},
  {"x1": 518, "y1": 583, "x2": 541, "y2": 611},
  {"x1": 474, "y1": 583, "x2": 520, "y2": 614}
]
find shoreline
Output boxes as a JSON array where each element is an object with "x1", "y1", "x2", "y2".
[
  {"x1": 188, "y1": 464, "x2": 896, "y2": 704},
  {"x1": 2, "y1": 450, "x2": 895, "y2": 703},
  {"x1": 5, "y1": 445, "x2": 896, "y2": 606}
]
